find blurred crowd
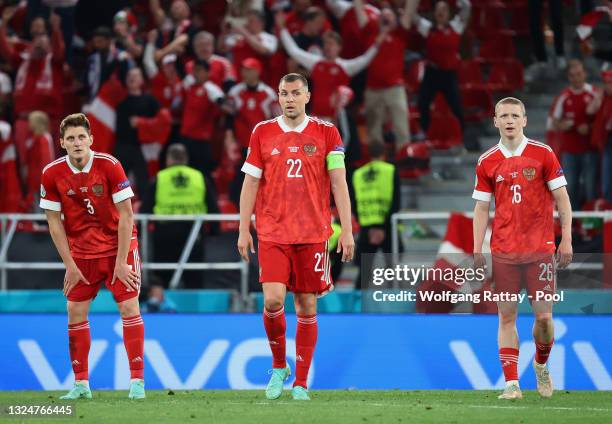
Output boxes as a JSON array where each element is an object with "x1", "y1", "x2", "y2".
[{"x1": 0, "y1": 0, "x2": 610, "y2": 217}]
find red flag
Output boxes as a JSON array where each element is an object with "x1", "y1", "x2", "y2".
[
  {"x1": 83, "y1": 77, "x2": 126, "y2": 154},
  {"x1": 135, "y1": 108, "x2": 172, "y2": 177}
]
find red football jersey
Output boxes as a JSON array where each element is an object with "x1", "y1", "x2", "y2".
[
  {"x1": 472, "y1": 137, "x2": 567, "y2": 261},
  {"x1": 228, "y1": 82, "x2": 277, "y2": 147},
  {"x1": 364, "y1": 23, "x2": 409, "y2": 89},
  {"x1": 552, "y1": 84, "x2": 598, "y2": 154},
  {"x1": 40, "y1": 152, "x2": 138, "y2": 259},
  {"x1": 241, "y1": 116, "x2": 345, "y2": 244}
]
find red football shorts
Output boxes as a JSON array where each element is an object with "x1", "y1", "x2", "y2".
[
  {"x1": 258, "y1": 240, "x2": 334, "y2": 296},
  {"x1": 67, "y1": 248, "x2": 142, "y2": 303},
  {"x1": 492, "y1": 255, "x2": 556, "y2": 299}
]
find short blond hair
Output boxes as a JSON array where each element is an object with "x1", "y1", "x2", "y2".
[
  {"x1": 495, "y1": 97, "x2": 526, "y2": 116},
  {"x1": 60, "y1": 113, "x2": 91, "y2": 138},
  {"x1": 28, "y1": 111, "x2": 49, "y2": 135}
]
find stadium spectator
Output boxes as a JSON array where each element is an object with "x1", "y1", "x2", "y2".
[
  {"x1": 361, "y1": 1, "x2": 412, "y2": 149},
  {"x1": 149, "y1": 0, "x2": 196, "y2": 57},
  {"x1": 114, "y1": 67, "x2": 160, "y2": 196},
  {"x1": 85, "y1": 26, "x2": 132, "y2": 101},
  {"x1": 26, "y1": 0, "x2": 78, "y2": 65},
  {"x1": 112, "y1": 9, "x2": 143, "y2": 60},
  {"x1": 222, "y1": 0, "x2": 266, "y2": 31},
  {"x1": 141, "y1": 143, "x2": 219, "y2": 289},
  {"x1": 180, "y1": 59, "x2": 227, "y2": 179},
  {"x1": 410, "y1": 0, "x2": 470, "y2": 141},
  {"x1": 290, "y1": 6, "x2": 327, "y2": 56},
  {"x1": 219, "y1": 9, "x2": 278, "y2": 77},
  {"x1": 24, "y1": 111, "x2": 55, "y2": 211},
  {"x1": 0, "y1": 7, "x2": 65, "y2": 135},
  {"x1": 525, "y1": 0, "x2": 566, "y2": 83},
  {"x1": 184, "y1": 31, "x2": 237, "y2": 92},
  {"x1": 588, "y1": 69, "x2": 612, "y2": 202},
  {"x1": 141, "y1": 285, "x2": 177, "y2": 313},
  {"x1": 283, "y1": 0, "x2": 330, "y2": 36},
  {"x1": 143, "y1": 30, "x2": 184, "y2": 124},
  {"x1": 326, "y1": 0, "x2": 381, "y2": 59},
  {"x1": 226, "y1": 57, "x2": 278, "y2": 206},
  {"x1": 278, "y1": 15, "x2": 385, "y2": 121},
  {"x1": 551, "y1": 60, "x2": 599, "y2": 209},
  {"x1": 0, "y1": 120, "x2": 22, "y2": 212},
  {"x1": 350, "y1": 140, "x2": 400, "y2": 289}
]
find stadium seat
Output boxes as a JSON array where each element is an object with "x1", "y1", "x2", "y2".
[
  {"x1": 426, "y1": 112, "x2": 462, "y2": 150},
  {"x1": 476, "y1": 34, "x2": 517, "y2": 63},
  {"x1": 395, "y1": 141, "x2": 431, "y2": 179},
  {"x1": 470, "y1": 6, "x2": 511, "y2": 39},
  {"x1": 460, "y1": 87, "x2": 494, "y2": 122},
  {"x1": 405, "y1": 60, "x2": 425, "y2": 95},
  {"x1": 487, "y1": 59, "x2": 525, "y2": 92},
  {"x1": 457, "y1": 60, "x2": 485, "y2": 89}
]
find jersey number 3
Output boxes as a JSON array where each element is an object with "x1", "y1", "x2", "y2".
[
  {"x1": 84, "y1": 198, "x2": 95, "y2": 215},
  {"x1": 286, "y1": 159, "x2": 303, "y2": 178}
]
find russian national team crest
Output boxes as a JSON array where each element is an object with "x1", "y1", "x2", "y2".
[
  {"x1": 522, "y1": 167, "x2": 536, "y2": 181},
  {"x1": 303, "y1": 144, "x2": 317, "y2": 157},
  {"x1": 92, "y1": 184, "x2": 104, "y2": 197}
]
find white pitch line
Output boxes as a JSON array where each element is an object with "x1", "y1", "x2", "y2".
[{"x1": 466, "y1": 405, "x2": 612, "y2": 412}]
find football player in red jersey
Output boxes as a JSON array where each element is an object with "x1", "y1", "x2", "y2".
[
  {"x1": 237, "y1": 73, "x2": 354, "y2": 400},
  {"x1": 40, "y1": 114, "x2": 145, "y2": 400},
  {"x1": 472, "y1": 98, "x2": 573, "y2": 400}
]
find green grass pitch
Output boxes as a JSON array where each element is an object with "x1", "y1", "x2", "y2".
[{"x1": 0, "y1": 390, "x2": 610, "y2": 423}]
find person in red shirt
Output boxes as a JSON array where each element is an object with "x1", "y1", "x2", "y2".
[
  {"x1": 180, "y1": 59, "x2": 226, "y2": 178},
  {"x1": 226, "y1": 58, "x2": 279, "y2": 206},
  {"x1": 326, "y1": 0, "x2": 381, "y2": 59},
  {"x1": 220, "y1": 9, "x2": 278, "y2": 80},
  {"x1": 588, "y1": 69, "x2": 612, "y2": 203},
  {"x1": 551, "y1": 60, "x2": 599, "y2": 208},
  {"x1": 237, "y1": 73, "x2": 354, "y2": 401},
  {"x1": 24, "y1": 111, "x2": 55, "y2": 211},
  {"x1": 361, "y1": 1, "x2": 413, "y2": 148},
  {"x1": 143, "y1": 30, "x2": 184, "y2": 123},
  {"x1": 278, "y1": 15, "x2": 385, "y2": 121},
  {"x1": 410, "y1": 0, "x2": 470, "y2": 140},
  {"x1": 184, "y1": 31, "x2": 237, "y2": 92},
  {"x1": 473, "y1": 97, "x2": 573, "y2": 401},
  {"x1": 40, "y1": 113, "x2": 145, "y2": 400}
]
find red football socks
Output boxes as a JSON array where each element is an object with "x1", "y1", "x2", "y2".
[
  {"x1": 264, "y1": 306, "x2": 287, "y2": 369},
  {"x1": 68, "y1": 320, "x2": 91, "y2": 381},
  {"x1": 535, "y1": 339, "x2": 554, "y2": 365},
  {"x1": 122, "y1": 315, "x2": 145, "y2": 380},
  {"x1": 499, "y1": 347, "x2": 519, "y2": 382},
  {"x1": 294, "y1": 314, "x2": 317, "y2": 389}
]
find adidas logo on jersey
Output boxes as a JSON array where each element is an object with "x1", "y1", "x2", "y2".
[
  {"x1": 496, "y1": 175, "x2": 504, "y2": 183},
  {"x1": 296, "y1": 355, "x2": 304, "y2": 362},
  {"x1": 67, "y1": 188, "x2": 75, "y2": 196},
  {"x1": 543, "y1": 284, "x2": 552, "y2": 291},
  {"x1": 132, "y1": 356, "x2": 143, "y2": 363},
  {"x1": 271, "y1": 148, "x2": 280, "y2": 156},
  {"x1": 72, "y1": 360, "x2": 80, "y2": 365}
]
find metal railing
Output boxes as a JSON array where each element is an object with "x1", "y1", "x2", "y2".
[
  {"x1": 0, "y1": 213, "x2": 250, "y2": 305},
  {"x1": 391, "y1": 210, "x2": 612, "y2": 272}
]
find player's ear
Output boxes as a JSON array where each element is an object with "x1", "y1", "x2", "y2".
[
  {"x1": 89, "y1": 133, "x2": 94, "y2": 146},
  {"x1": 305, "y1": 90, "x2": 311, "y2": 104},
  {"x1": 59, "y1": 138, "x2": 66, "y2": 150},
  {"x1": 493, "y1": 114, "x2": 499, "y2": 129},
  {"x1": 522, "y1": 115, "x2": 527, "y2": 128}
]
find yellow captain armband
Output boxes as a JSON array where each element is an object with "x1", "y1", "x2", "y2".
[{"x1": 327, "y1": 153, "x2": 345, "y2": 170}]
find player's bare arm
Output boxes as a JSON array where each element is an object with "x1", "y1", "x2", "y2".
[
  {"x1": 111, "y1": 199, "x2": 140, "y2": 291},
  {"x1": 237, "y1": 174, "x2": 259, "y2": 262},
  {"x1": 329, "y1": 168, "x2": 354, "y2": 262},
  {"x1": 472, "y1": 200, "x2": 489, "y2": 269},
  {"x1": 552, "y1": 186, "x2": 573, "y2": 268},
  {"x1": 45, "y1": 209, "x2": 91, "y2": 296}
]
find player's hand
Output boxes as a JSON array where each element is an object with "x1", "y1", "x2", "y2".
[
  {"x1": 147, "y1": 29, "x2": 158, "y2": 45},
  {"x1": 559, "y1": 119, "x2": 574, "y2": 131},
  {"x1": 275, "y1": 12, "x2": 286, "y2": 29},
  {"x1": 556, "y1": 238, "x2": 573, "y2": 269},
  {"x1": 337, "y1": 230, "x2": 355, "y2": 263},
  {"x1": 473, "y1": 252, "x2": 487, "y2": 270},
  {"x1": 63, "y1": 265, "x2": 91, "y2": 296},
  {"x1": 49, "y1": 13, "x2": 61, "y2": 32},
  {"x1": 576, "y1": 123, "x2": 589, "y2": 136},
  {"x1": 237, "y1": 230, "x2": 255, "y2": 262},
  {"x1": 111, "y1": 262, "x2": 140, "y2": 291}
]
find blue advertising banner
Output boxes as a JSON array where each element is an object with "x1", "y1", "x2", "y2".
[{"x1": 0, "y1": 314, "x2": 610, "y2": 391}]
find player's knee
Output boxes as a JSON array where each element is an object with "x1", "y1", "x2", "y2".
[
  {"x1": 264, "y1": 297, "x2": 284, "y2": 311},
  {"x1": 534, "y1": 313, "x2": 553, "y2": 328},
  {"x1": 66, "y1": 301, "x2": 89, "y2": 321},
  {"x1": 498, "y1": 310, "x2": 518, "y2": 326},
  {"x1": 117, "y1": 299, "x2": 140, "y2": 317}
]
